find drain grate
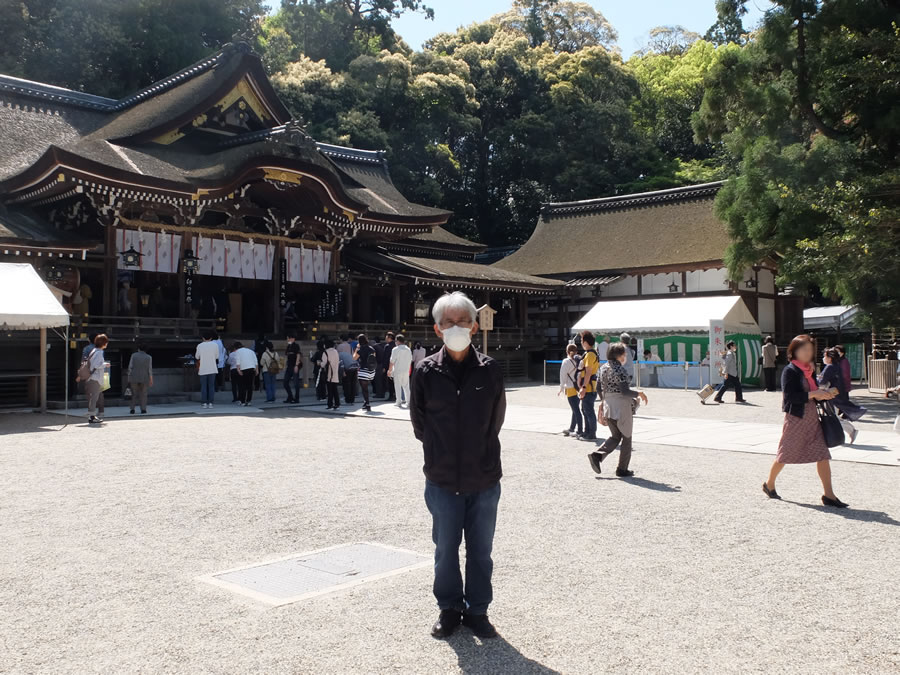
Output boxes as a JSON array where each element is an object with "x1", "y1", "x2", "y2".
[{"x1": 198, "y1": 542, "x2": 430, "y2": 606}]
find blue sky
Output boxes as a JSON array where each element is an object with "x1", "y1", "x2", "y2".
[{"x1": 389, "y1": 0, "x2": 773, "y2": 57}]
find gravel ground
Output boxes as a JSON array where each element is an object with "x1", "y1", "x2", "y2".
[
  {"x1": 1, "y1": 409, "x2": 898, "y2": 674},
  {"x1": 507, "y1": 383, "x2": 899, "y2": 434}
]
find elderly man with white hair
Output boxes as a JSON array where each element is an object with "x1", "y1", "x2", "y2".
[{"x1": 410, "y1": 290, "x2": 507, "y2": 640}]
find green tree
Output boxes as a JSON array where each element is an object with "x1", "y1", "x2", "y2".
[
  {"x1": 627, "y1": 40, "x2": 720, "y2": 165},
  {"x1": 0, "y1": 0, "x2": 267, "y2": 97},
  {"x1": 704, "y1": 0, "x2": 748, "y2": 45},
  {"x1": 494, "y1": 1, "x2": 617, "y2": 53},
  {"x1": 638, "y1": 25, "x2": 700, "y2": 56},
  {"x1": 694, "y1": 1, "x2": 900, "y2": 324}
]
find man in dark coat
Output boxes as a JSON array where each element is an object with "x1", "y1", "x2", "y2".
[{"x1": 410, "y1": 291, "x2": 506, "y2": 640}]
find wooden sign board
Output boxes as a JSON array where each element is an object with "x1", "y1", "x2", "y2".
[{"x1": 477, "y1": 304, "x2": 497, "y2": 331}]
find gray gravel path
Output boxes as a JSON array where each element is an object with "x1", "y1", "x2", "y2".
[{"x1": 1, "y1": 409, "x2": 898, "y2": 674}]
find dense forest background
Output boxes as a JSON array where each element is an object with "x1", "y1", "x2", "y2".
[{"x1": 1, "y1": 0, "x2": 898, "y2": 321}]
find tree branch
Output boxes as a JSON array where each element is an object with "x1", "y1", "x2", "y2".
[{"x1": 794, "y1": 10, "x2": 854, "y2": 141}]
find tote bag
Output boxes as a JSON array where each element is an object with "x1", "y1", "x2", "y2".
[{"x1": 817, "y1": 401, "x2": 845, "y2": 448}]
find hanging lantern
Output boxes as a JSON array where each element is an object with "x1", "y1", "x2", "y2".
[
  {"x1": 744, "y1": 278, "x2": 758, "y2": 289},
  {"x1": 336, "y1": 266, "x2": 351, "y2": 285},
  {"x1": 121, "y1": 245, "x2": 143, "y2": 268},
  {"x1": 668, "y1": 275, "x2": 680, "y2": 293},
  {"x1": 182, "y1": 248, "x2": 199, "y2": 274}
]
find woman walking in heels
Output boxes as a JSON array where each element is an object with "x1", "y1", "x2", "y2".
[{"x1": 763, "y1": 335, "x2": 848, "y2": 508}]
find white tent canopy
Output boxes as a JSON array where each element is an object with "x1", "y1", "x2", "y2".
[
  {"x1": 803, "y1": 305, "x2": 859, "y2": 331},
  {"x1": 573, "y1": 296, "x2": 759, "y2": 334},
  {"x1": 0, "y1": 263, "x2": 70, "y2": 413},
  {"x1": 0, "y1": 263, "x2": 70, "y2": 330}
]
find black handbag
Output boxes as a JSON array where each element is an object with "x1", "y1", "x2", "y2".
[{"x1": 817, "y1": 401, "x2": 845, "y2": 448}]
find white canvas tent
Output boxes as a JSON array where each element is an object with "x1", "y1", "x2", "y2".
[
  {"x1": 573, "y1": 296, "x2": 762, "y2": 387},
  {"x1": 0, "y1": 263, "x2": 70, "y2": 412},
  {"x1": 573, "y1": 296, "x2": 759, "y2": 335}
]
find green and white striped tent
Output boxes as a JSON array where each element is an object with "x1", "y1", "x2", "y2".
[{"x1": 572, "y1": 296, "x2": 763, "y2": 385}]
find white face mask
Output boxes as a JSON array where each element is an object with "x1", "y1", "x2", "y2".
[{"x1": 440, "y1": 325, "x2": 473, "y2": 352}]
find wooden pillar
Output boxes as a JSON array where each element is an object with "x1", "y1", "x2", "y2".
[
  {"x1": 360, "y1": 283, "x2": 371, "y2": 323},
  {"x1": 39, "y1": 326, "x2": 47, "y2": 412},
  {"x1": 681, "y1": 270, "x2": 687, "y2": 296},
  {"x1": 102, "y1": 224, "x2": 117, "y2": 315},
  {"x1": 273, "y1": 241, "x2": 286, "y2": 335},
  {"x1": 392, "y1": 282, "x2": 401, "y2": 325},
  {"x1": 346, "y1": 279, "x2": 354, "y2": 322},
  {"x1": 556, "y1": 294, "x2": 566, "y2": 344}
]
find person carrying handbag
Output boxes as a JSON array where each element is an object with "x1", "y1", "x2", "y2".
[
  {"x1": 762, "y1": 335, "x2": 847, "y2": 508},
  {"x1": 588, "y1": 342, "x2": 648, "y2": 477},
  {"x1": 260, "y1": 342, "x2": 280, "y2": 403}
]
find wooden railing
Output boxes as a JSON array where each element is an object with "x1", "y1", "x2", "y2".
[
  {"x1": 313, "y1": 322, "x2": 544, "y2": 348},
  {"x1": 70, "y1": 315, "x2": 216, "y2": 342}
]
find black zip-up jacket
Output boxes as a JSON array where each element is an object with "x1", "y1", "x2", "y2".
[{"x1": 410, "y1": 346, "x2": 506, "y2": 494}]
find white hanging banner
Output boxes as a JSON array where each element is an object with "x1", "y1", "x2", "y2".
[
  {"x1": 196, "y1": 235, "x2": 213, "y2": 276},
  {"x1": 138, "y1": 231, "x2": 157, "y2": 273},
  {"x1": 224, "y1": 241, "x2": 241, "y2": 278},
  {"x1": 301, "y1": 247, "x2": 314, "y2": 282},
  {"x1": 266, "y1": 243, "x2": 276, "y2": 281},
  {"x1": 254, "y1": 242, "x2": 270, "y2": 280},
  {"x1": 322, "y1": 250, "x2": 332, "y2": 283},
  {"x1": 210, "y1": 239, "x2": 226, "y2": 277},
  {"x1": 156, "y1": 232, "x2": 174, "y2": 273},
  {"x1": 240, "y1": 242, "x2": 256, "y2": 279},
  {"x1": 287, "y1": 246, "x2": 302, "y2": 282}
]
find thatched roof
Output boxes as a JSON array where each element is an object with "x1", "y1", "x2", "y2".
[{"x1": 496, "y1": 182, "x2": 729, "y2": 277}]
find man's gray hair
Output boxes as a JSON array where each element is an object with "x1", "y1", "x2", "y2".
[
  {"x1": 620, "y1": 332, "x2": 631, "y2": 342},
  {"x1": 432, "y1": 291, "x2": 477, "y2": 325}
]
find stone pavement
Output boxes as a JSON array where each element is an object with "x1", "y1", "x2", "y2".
[{"x1": 1, "y1": 409, "x2": 898, "y2": 673}]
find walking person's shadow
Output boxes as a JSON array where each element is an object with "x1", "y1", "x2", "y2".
[
  {"x1": 781, "y1": 500, "x2": 900, "y2": 526},
  {"x1": 447, "y1": 632, "x2": 561, "y2": 674}
]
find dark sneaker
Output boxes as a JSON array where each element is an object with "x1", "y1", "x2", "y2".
[
  {"x1": 462, "y1": 613, "x2": 498, "y2": 639},
  {"x1": 88, "y1": 415, "x2": 100, "y2": 424},
  {"x1": 615, "y1": 468, "x2": 635, "y2": 478},
  {"x1": 129, "y1": 409, "x2": 135, "y2": 415},
  {"x1": 431, "y1": 609, "x2": 462, "y2": 639},
  {"x1": 588, "y1": 452, "x2": 603, "y2": 474},
  {"x1": 562, "y1": 429, "x2": 571, "y2": 436}
]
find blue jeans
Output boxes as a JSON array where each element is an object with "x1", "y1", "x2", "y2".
[
  {"x1": 567, "y1": 394, "x2": 583, "y2": 434},
  {"x1": 199, "y1": 373, "x2": 216, "y2": 404},
  {"x1": 581, "y1": 391, "x2": 598, "y2": 439},
  {"x1": 262, "y1": 372, "x2": 276, "y2": 401},
  {"x1": 424, "y1": 480, "x2": 501, "y2": 616}
]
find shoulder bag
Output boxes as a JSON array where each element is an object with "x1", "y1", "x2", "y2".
[{"x1": 817, "y1": 401, "x2": 845, "y2": 448}]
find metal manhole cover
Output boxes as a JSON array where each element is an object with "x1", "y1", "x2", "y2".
[{"x1": 198, "y1": 542, "x2": 430, "y2": 606}]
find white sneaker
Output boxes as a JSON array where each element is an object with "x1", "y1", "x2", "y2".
[
  {"x1": 208, "y1": 403, "x2": 214, "y2": 409},
  {"x1": 201, "y1": 403, "x2": 208, "y2": 409}
]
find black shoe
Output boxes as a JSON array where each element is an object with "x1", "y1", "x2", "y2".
[
  {"x1": 431, "y1": 609, "x2": 462, "y2": 639},
  {"x1": 283, "y1": 399, "x2": 293, "y2": 404},
  {"x1": 615, "y1": 468, "x2": 635, "y2": 478},
  {"x1": 129, "y1": 409, "x2": 135, "y2": 415},
  {"x1": 88, "y1": 415, "x2": 100, "y2": 424},
  {"x1": 762, "y1": 482, "x2": 780, "y2": 499},
  {"x1": 141, "y1": 410, "x2": 147, "y2": 414},
  {"x1": 462, "y1": 613, "x2": 498, "y2": 639},
  {"x1": 588, "y1": 452, "x2": 603, "y2": 474},
  {"x1": 822, "y1": 495, "x2": 849, "y2": 508}
]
